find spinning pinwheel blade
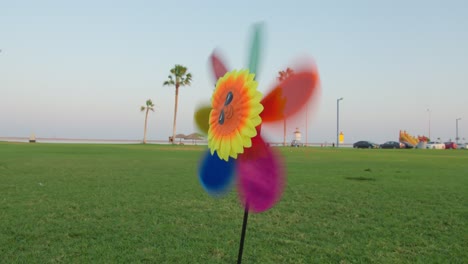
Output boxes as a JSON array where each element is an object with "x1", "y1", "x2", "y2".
[{"x1": 194, "y1": 23, "x2": 320, "y2": 263}]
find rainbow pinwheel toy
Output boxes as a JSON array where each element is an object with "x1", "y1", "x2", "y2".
[{"x1": 194, "y1": 24, "x2": 320, "y2": 262}]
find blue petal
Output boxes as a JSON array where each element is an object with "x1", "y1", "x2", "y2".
[{"x1": 198, "y1": 150, "x2": 235, "y2": 196}]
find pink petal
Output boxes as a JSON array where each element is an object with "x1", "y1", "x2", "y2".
[
  {"x1": 210, "y1": 51, "x2": 228, "y2": 82},
  {"x1": 237, "y1": 135, "x2": 285, "y2": 213}
]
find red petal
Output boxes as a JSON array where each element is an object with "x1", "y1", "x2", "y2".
[{"x1": 261, "y1": 69, "x2": 320, "y2": 122}]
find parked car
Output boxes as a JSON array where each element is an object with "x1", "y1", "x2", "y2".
[
  {"x1": 291, "y1": 140, "x2": 303, "y2": 147},
  {"x1": 426, "y1": 142, "x2": 446, "y2": 149},
  {"x1": 460, "y1": 143, "x2": 468, "y2": 149},
  {"x1": 401, "y1": 141, "x2": 415, "y2": 149},
  {"x1": 444, "y1": 142, "x2": 458, "y2": 149},
  {"x1": 380, "y1": 141, "x2": 404, "y2": 149},
  {"x1": 353, "y1": 141, "x2": 379, "y2": 149},
  {"x1": 416, "y1": 141, "x2": 427, "y2": 149}
]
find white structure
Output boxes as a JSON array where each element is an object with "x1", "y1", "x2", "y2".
[
  {"x1": 293, "y1": 128, "x2": 301, "y2": 141},
  {"x1": 29, "y1": 133, "x2": 36, "y2": 143}
]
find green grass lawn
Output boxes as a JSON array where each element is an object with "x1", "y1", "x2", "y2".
[{"x1": 1, "y1": 142, "x2": 467, "y2": 263}]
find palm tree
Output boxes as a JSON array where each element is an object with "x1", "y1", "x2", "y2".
[
  {"x1": 277, "y1": 68, "x2": 294, "y2": 146},
  {"x1": 141, "y1": 99, "x2": 155, "y2": 144},
  {"x1": 163, "y1": 65, "x2": 192, "y2": 144}
]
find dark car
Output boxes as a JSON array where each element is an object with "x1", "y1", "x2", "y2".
[
  {"x1": 353, "y1": 141, "x2": 379, "y2": 149},
  {"x1": 444, "y1": 142, "x2": 458, "y2": 149},
  {"x1": 400, "y1": 141, "x2": 415, "y2": 149},
  {"x1": 380, "y1": 141, "x2": 404, "y2": 149}
]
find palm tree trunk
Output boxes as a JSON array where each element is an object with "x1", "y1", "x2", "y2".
[
  {"x1": 283, "y1": 119, "x2": 287, "y2": 146},
  {"x1": 172, "y1": 85, "x2": 179, "y2": 144},
  {"x1": 143, "y1": 108, "x2": 149, "y2": 144},
  {"x1": 305, "y1": 103, "x2": 308, "y2": 146}
]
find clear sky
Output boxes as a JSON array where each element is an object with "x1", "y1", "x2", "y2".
[{"x1": 1, "y1": 0, "x2": 467, "y2": 144}]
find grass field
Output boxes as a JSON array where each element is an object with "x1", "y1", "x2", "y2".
[{"x1": 0, "y1": 142, "x2": 467, "y2": 263}]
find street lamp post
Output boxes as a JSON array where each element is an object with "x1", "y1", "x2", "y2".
[
  {"x1": 456, "y1": 118, "x2": 461, "y2": 144},
  {"x1": 305, "y1": 103, "x2": 308, "y2": 147},
  {"x1": 426, "y1": 108, "x2": 431, "y2": 140},
  {"x1": 337, "y1": 97, "x2": 343, "y2": 147}
]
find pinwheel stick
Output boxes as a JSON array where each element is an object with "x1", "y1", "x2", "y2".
[{"x1": 237, "y1": 205, "x2": 249, "y2": 264}]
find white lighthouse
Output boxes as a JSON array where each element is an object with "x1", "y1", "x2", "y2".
[{"x1": 294, "y1": 127, "x2": 301, "y2": 141}]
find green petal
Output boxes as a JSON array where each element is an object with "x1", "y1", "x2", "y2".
[
  {"x1": 194, "y1": 104, "x2": 211, "y2": 135},
  {"x1": 248, "y1": 23, "x2": 263, "y2": 78}
]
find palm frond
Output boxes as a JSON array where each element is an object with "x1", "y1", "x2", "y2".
[
  {"x1": 165, "y1": 64, "x2": 191, "y2": 87},
  {"x1": 163, "y1": 80, "x2": 174, "y2": 86},
  {"x1": 140, "y1": 106, "x2": 146, "y2": 112},
  {"x1": 182, "y1": 79, "x2": 191, "y2": 86},
  {"x1": 277, "y1": 67, "x2": 294, "y2": 81},
  {"x1": 163, "y1": 74, "x2": 175, "y2": 86},
  {"x1": 177, "y1": 65, "x2": 187, "y2": 76}
]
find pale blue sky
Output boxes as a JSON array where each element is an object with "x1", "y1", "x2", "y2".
[{"x1": 1, "y1": 0, "x2": 467, "y2": 143}]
